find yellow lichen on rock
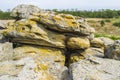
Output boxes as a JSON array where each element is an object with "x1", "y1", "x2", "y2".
[
  {"x1": 90, "y1": 38, "x2": 104, "y2": 48},
  {"x1": 13, "y1": 45, "x2": 65, "y2": 65},
  {"x1": 2, "y1": 18, "x2": 66, "y2": 48},
  {"x1": 67, "y1": 37, "x2": 90, "y2": 49}
]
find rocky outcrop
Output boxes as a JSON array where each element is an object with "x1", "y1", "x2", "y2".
[{"x1": 0, "y1": 4, "x2": 120, "y2": 80}]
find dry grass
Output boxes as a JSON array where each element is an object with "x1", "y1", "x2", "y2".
[{"x1": 86, "y1": 18, "x2": 120, "y2": 37}]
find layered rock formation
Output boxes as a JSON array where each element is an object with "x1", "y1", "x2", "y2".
[{"x1": 0, "y1": 4, "x2": 120, "y2": 80}]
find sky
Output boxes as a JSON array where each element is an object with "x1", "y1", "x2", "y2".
[{"x1": 0, "y1": 0, "x2": 120, "y2": 11}]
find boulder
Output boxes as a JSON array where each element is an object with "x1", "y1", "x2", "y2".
[
  {"x1": 67, "y1": 37, "x2": 90, "y2": 49},
  {"x1": 2, "y1": 20, "x2": 66, "y2": 49},
  {"x1": 11, "y1": 4, "x2": 41, "y2": 19},
  {"x1": 104, "y1": 40, "x2": 120, "y2": 60},
  {"x1": 69, "y1": 57, "x2": 120, "y2": 80},
  {"x1": 0, "y1": 42, "x2": 13, "y2": 61},
  {"x1": 0, "y1": 57, "x2": 70, "y2": 80}
]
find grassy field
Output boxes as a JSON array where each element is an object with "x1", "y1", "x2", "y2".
[{"x1": 86, "y1": 18, "x2": 120, "y2": 40}]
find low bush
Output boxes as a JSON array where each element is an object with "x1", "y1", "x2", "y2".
[
  {"x1": 104, "y1": 19, "x2": 111, "y2": 22},
  {"x1": 100, "y1": 20, "x2": 105, "y2": 27},
  {"x1": 113, "y1": 22, "x2": 120, "y2": 27}
]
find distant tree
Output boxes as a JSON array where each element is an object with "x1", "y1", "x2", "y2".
[{"x1": 53, "y1": 9, "x2": 120, "y2": 18}]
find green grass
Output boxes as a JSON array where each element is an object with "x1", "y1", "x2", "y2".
[{"x1": 95, "y1": 33, "x2": 120, "y2": 40}]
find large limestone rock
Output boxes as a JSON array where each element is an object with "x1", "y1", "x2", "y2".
[
  {"x1": 2, "y1": 20, "x2": 66, "y2": 48},
  {"x1": 0, "y1": 57, "x2": 69, "y2": 80},
  {"x1": 69, "y1": 57, "x2": 120, "y2": 80},
  {"x1": 11, "y1": 4, "x2": 41, "y2": 19},
  {"x1": 104, "y1": 40, "x2": 120, "y2": 60}
]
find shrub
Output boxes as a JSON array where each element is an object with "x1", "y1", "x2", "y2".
[
  {"x1": 104, "y1": 19, "x2": 111, "y2": 22},
  {"x1": 113, "y1": 22, "x2": 120, "y2": 27},
  {"x1": 100, "y1": 20, "x2": 105, "y2": 27}
]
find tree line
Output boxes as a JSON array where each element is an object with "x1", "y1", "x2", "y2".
[
  {"x1": 1, "y1": 9, "x2": 120, "y2": 19},
  {"x1": 52, "y1": 9, "x2": 120, "y2": 18},
  {"x1": 0, "y1": 10, "x2": 12, "y2": 20}
]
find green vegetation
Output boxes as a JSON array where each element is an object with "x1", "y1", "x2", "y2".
[
  {"x1": 104, "y1": 19, "x2": 111, "y2": 22},
  {"x1": 0, "y1": 10, "x2": 12, "y2": 20},
  {"x1": 113, "y1": 22, "x2": 120, "y2": 27},
  {"x1": 100, "y1": 20, "x2": 105, "y2": 27},
  {"x1": 95, "y1": 33, "x2": 120, "y2": 40},
  {"x1": 1, "y1": 9, "x2": 120, "y2": 19},
  {"x1": 110, "y1": 18, "x2": 120, "y2": 27},
  {"x1": 52, "y1": 9, "x2": 120, "y2": 18}
]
